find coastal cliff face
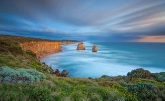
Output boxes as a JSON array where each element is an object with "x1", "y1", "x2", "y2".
[
  {"x1": 20, "y1": 41, "x2": 62, "y2": 58},
  {"x1": 19, "y1": 41, "x2": 77, "y2": 58},
  {"x1": 0, "y1": 35, "x2": 77, "y2": 58}
]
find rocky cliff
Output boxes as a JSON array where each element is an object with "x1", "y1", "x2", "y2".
[
  {"x1": 19, "y1": 41, "x2": 77, "y2": 58},
  {"x1": 61, "y1": 40, "x2": 76, "y2": 45},
  {"x1": 20, "y1": 41, "x2": 62, "y2": 58},
  {"x1": 0, "y1": 34, "x2": 77, "y2": 58}
]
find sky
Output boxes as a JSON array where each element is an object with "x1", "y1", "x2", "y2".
[{"x1": 0, "y1": 0, "x2": 165, "y2": 42}]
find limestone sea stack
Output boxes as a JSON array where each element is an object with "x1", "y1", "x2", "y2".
[
  {"x1": 77, "y1": 42, "x2": 85, "y2": 50},
  {"x1": 92, "y1": 45, "x2": 98, "y2": 52}
]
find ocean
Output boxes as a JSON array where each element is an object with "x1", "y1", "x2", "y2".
[{"x1": 41, "y1": 42, "x2": 165, "y2": 78}]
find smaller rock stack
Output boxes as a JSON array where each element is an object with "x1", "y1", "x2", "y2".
[
  {"x1": 92, "y1": 45, "x2": 98, "y2": 52},
  {"x1": 77, "y1": 42, "x2": 85, "y2": 50}
]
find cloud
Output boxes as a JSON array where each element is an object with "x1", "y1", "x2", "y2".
[
  {"x1": 132, "y1": 35, "x2": 165, "y2": 43},
  {"x1": 0, "y1": 0, "x2": 165, "y2": 41}
]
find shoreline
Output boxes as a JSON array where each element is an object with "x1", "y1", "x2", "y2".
[
  {"x1": 38, "y1": 51, "x2": 61, "y2": 61},
  {"x1": 38, "y1": 43, "x2": 78, "y2": 61}
]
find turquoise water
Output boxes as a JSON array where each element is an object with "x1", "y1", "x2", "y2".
[{"x1": 41, "y1": 42, "x2": 165, "y2": 78}]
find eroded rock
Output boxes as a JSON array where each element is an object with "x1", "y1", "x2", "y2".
[
  {"x1": 77, "y1": 42, "x2": 85, "y2": 50},
  {"x1": 92, "y1": 45, "x2": 98, "y2": 52}
]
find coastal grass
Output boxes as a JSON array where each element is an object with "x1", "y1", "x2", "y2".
[
  {"x1": 0, "y1": 36, "x2": 53, "y2": 74},
  {"x1": 0, "y1": 75, "x2": 137, "y2": 101},
  {"x1": 1, "y1": 72, "x2": 165, "y2": 101}
]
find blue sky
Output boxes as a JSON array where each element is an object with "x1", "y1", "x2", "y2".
[{"x1": 0, "y1": 0, "x2": 165, "y2": 42}]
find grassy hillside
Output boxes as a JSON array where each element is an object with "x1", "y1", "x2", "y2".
[
  {"x1": 0, "y1": 35, "x2": 53, "y2": 73},
  {"x1": 0, "y1": 34, "x2": 165, "y2": 101}
]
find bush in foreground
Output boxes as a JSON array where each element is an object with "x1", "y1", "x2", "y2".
[
  {"x1": 0, "y1": 66, "x2": 46, "y2": 84},
  {"x1": 127, "y1": 82, "x2": 153, "y2": 93},
  {"x1": 152, "y1": 72, "x2": 165, "y2": 82},
  {"x1": 127, "y1": 68, "x2": 151, "y2": 80},
  {"x1": 31, "y1": 87, "x2": 53, "y2": 101}
]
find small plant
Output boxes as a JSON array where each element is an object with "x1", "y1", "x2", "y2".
[
  {"x1": 152, "y1": 72, "x2": 165, "y2": 82},
  {"x1": 127, "y1": 68, "x2": 151, "y2": 80},
  {"x1": 61, "y1": 70, "x2": 69, "y2": 77},
  {"x1": 70, "y1": 91, "x2": 86, "y2": 101},
  {"x1": 26, "y1": 50, "x2": 36, "y2": 58},
  {"x1": 53, "y1": 69, "x2": 69, "y2": 77},
  {"x1": 101, "y1": 75, "x2": 110, "y2": 78},
  {"x1": 98, "y1": 81, "x2": 116, "y2": 87},
  {"x1": 137, "y1": 86, "x2": 165, "y2": 101},
  {"x1": 54, "y1": 69, "x2": 60, "y2": 77},
  {"x1": 127, "y1": 82, "x2": 153, "y2": 93},
  {"x1": 90, "y1": 93, "x2": 102, "y2": 101},
  {"x1": 31, "y1": 87, "x2": 53, "y2": 101}
]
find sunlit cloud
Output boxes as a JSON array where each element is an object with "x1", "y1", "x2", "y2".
[{"x1": 132, "y1": 35, "x2": 165, "y2": 43}]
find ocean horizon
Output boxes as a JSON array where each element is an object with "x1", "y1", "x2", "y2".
[{"x1": 41, "y1": 42, "x2": 165, "y2": 78}]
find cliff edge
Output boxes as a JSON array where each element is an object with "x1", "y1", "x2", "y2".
[{"x1": 0, "y1": 34, "x2": 77, "y2": 58}]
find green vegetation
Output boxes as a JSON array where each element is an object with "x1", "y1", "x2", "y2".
[
  {"x1": 0, "y1": 34, "x2": 165, "y2": 101},
  {"x1": 127, "y1": 68, "x2": 151, "y2": 80},
  {"x1": 0, "y1": 73, "x2": 137, "y2": 101},
  {"x1": 152, "y1": 72, "x2": 165, "y2": 82},
  {"x1": 0, "y1": 66, "x2": 46, "y2": 84},
  {"x1": 127, "y1": 82, "x2": 153, "y2": 93},
  {"x1": 53, "y1": 69, "x2": 69, "y2": 77},
  {"x1": 26, "y1": 50, "x2": 37, "y2": 58},
  {"x1": 0, "y1": 35, "x2": 53, "y2": 73}
]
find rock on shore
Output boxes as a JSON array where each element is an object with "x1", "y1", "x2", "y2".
[
  {"x1": 92, "y1": 45, "x2": 98, "y2": 52},
  {"x1": 77, "y1": 42, "x2": 85, "y2": 50}
]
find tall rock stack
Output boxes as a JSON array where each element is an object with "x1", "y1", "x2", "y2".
[
  {"x1": 77, "y1": 42, "x2": 85, "y2": 50},
  {"x1": 92, "y1": 45, "x2": 98, "y2": 52}
]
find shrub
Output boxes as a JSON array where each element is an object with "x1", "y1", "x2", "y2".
[
  {"x1": 152, "y1": 72, "x2": 165, "y2": 82},
  {"x1": 127, "y1": 82, "x2": 153, "y2": 93},
  {"x1": 0, "y1": 41, "x2": 23, "y2": 54},
  {"x1": 54, "y1": 69, "x2": 60, "y2": 77},
  {"x1": 106, "y1": 92, "x2": 125, "y2": 101},
  {"x1": 8, "y1": 44, "x2": 24, "y2": 54},
  {"x1": 98, "y1": 81, "x2": 116, "y2": 87},
  {"x1": 0, "y1": 66, "x2": 46, "y2": 84},
  {"x1": 41, "y1": 66, "x2": 52, "y2": 74},
  {"x1": 70, "y1": 91, "x2": 87, "y2": 101},
  {"x1": 137, "y1": 87, "x2": 165, "y2": 101},
  {"x1": 101, "y1": 75, "x2": 110, "y2": 78},
  {"x1": 90, "y1": 93, "x2": 102, "y2": 101},
  {"x1": 61, "y1": 70, "x2": 69, "y2": 77},
  {"x1": 53, "y1": 69, "x2": 69, "y2": 77},
  {"x1": 127, "y1": 68, "x2": 151, "y2": 80},
  {"x1": 88, "y1": 77, "x2": 93, "y2": 80},
  {"x1": 31, "y1": 87, "x2": 53, "y2": 101},
  {"x1": 26, "y1": 50, "x2": 36, "y2": 58},
  {"x1": 0, "y1": 84, "x2": 30, "y2": 101},
  {"x1": 42, "y1": 80, "x2": 56, "y2": 89}
]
